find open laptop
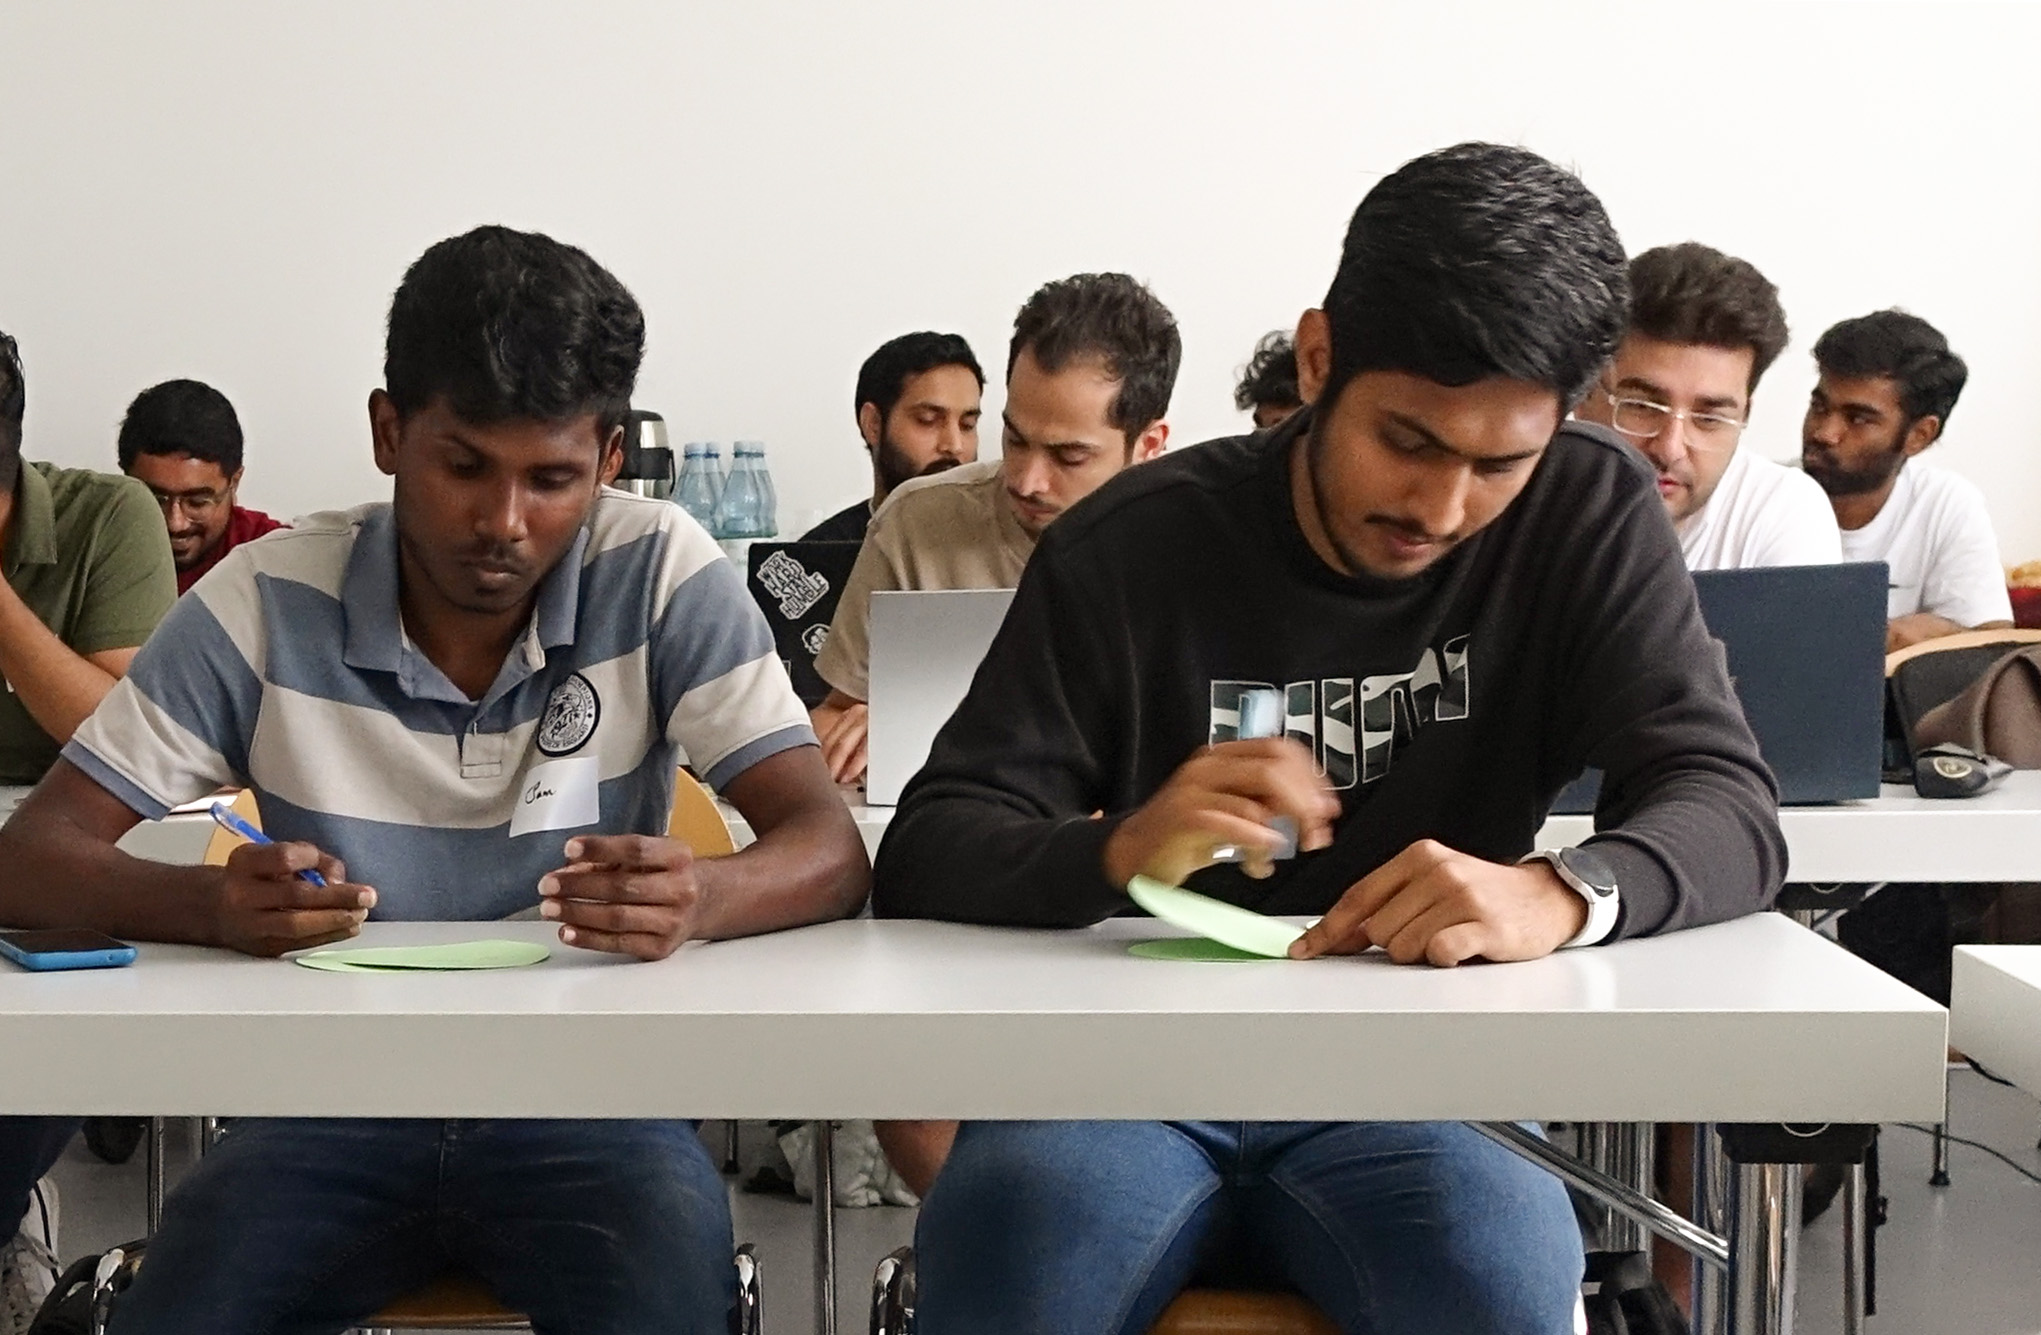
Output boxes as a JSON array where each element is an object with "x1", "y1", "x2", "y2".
[
  {"x1": 1550, "y1": 561, "x2": 1889, "y2": 812},
  {"x1": 744, "y1": 541, "x2": 862, "y2": 709},
  {"x1": 865, "y1": 588, "x2": 1017, "y2": 805}
]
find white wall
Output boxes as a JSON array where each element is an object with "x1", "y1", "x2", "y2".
[{"x1": 4, "y1": 1, "x2": 2039, "y2": 552}]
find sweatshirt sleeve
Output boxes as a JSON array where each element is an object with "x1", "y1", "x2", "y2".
[
  {"x1": 871, "y1": 539, "x2": 1129, "y2": 925},
  {"x1": 1551, "y1": 481, "x2": 1789, "y2": 939}
]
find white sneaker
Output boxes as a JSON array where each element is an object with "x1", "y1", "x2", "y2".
[{"x1": 0, "y1": 1177, "x2": 60, "y2": 1335}]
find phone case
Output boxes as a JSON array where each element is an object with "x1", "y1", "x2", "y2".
[{"x1": 0, "y1": 940, "x2": 139, "y2": 971}]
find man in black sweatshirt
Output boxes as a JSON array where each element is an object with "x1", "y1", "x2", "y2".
[{"x1": 873, "y1": 143, "x2": 1787, "y2": 1334}]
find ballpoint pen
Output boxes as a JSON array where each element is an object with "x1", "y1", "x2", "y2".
[{"x1": 208, "y1": 801, "x2": 329, "y2": 887}]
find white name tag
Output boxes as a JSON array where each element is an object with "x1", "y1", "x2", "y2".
[{"x1": 509, "y1": 756, "x2": 601, "y2": 838}]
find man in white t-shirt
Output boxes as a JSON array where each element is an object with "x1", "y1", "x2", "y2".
[
  {"x1": 1575, "y1": 242, "x2": 1839, "y2": 571},
  {"x1": 1802, "y1": 309, "x2": 2011, "y2": 651}
]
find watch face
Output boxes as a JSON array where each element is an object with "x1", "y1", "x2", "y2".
[{"x1": 1560, "y1": 847, "x2": 1619, "y2": 898}]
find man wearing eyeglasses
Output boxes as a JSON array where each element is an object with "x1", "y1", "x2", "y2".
[
  {"x1": 1575, "y1": 243, "x2": 1840, "y2": 570},
  {"x1": 117, "y1": 379, "x2": 285, "y2": 595}
]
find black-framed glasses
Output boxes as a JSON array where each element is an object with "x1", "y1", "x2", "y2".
[{"x1": 1601, "y1": 389, "x2": 1746, "y2": 444}]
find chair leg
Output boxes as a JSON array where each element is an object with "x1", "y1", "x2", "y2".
[
  {"x1": 869, "y1": 1247, "x2": 914, "y2": 1335},
  {"x1": 1929, "y1": 1121, "x2": 1950, "y2": 1187},
  {"x1": 734, "y1": 1244, "x2": 763, "y2": 1335},
  {"x1": 724, "y1": 1119, "x2": 741, "y2": 1175}
]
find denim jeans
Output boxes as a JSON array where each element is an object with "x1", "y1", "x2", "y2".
[
  {"x1": 914, "y1": 1120, "x2": 1583, "y2": 1335},
  {"x1": 109, "y1": 1118, "x2": 736, "y2": 1335},
  {"x1": 0, "y1": 1116, "x2": 80, "y2": 1237}
]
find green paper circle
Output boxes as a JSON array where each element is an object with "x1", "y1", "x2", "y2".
[{"x1": 1128, "y1": 937, "x2": 1280, "y2": 963}]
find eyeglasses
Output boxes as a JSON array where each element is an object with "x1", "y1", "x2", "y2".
[
  {"x1": 1600, "y1": 389, "x2": 1746, "y2": 444},
  {"x1": 150, "y1": 489, "x2": 225, "y2": 518}
]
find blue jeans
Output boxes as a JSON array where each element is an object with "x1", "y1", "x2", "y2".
[
  {"x1": 0, "y1": 1116, "x2": 79, "y2": 1237},
  {"x1": 109, "y1": 1118, "x2": 736, "y2": 1335},
  {"x1": 914, "y1": 1120, "x2": 1583, "y2": 1335}
]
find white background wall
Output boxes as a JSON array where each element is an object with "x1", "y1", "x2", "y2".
[{"x1": 3, "y1": 1, "x2": 2039, "y2": 553}]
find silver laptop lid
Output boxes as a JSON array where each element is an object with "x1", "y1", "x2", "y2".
[{"x1": 865, "y1": 589, "x2": 1016, "y2": 806}]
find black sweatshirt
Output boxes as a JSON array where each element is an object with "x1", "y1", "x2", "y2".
[{"x1": 871, "y1": 411, "x2": 1787, "y2": 940}]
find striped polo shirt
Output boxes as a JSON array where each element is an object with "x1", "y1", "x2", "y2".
[{"x1": 65, "y1": 489, "x2": 815, "y2": 920}]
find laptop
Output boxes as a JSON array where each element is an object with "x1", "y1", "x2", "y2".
[
  {"x1": 865, "y1": 589, "x2": 1017, "y2": 805},
  {"x1": 1550, "y1": 561, "x2": 1889, "y2": 813},
  {"x1": 744, "y1": 541, "x2": 863, "y2": 709}
]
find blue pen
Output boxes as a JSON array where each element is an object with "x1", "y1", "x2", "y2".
[{"x1": 208, "y1": 802, "x2": 328, "y2": 887}]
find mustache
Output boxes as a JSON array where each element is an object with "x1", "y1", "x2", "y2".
[{"x1": 920, "y1": 457, "x2": 961, "y2": 477}]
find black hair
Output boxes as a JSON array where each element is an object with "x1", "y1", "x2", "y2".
[
  {"x1": 854, "y1": 332, "x2": 985, "y2": 427},
  {"x1": 117, "y1": 379, "x2": 245, "y2": 474},
  {"x1": 1008, "y1": 273, "x2": 1180, "y2": 442},
  {"x1": 1813, "y1": 309, "x2": 1968, "y2": 430},
  {"x1": 0, "y1": 330, "x2": 23, "y2": 494},
  {"x1": 384, "y1": 225, "x2": 645, "y2": 441},
  {"x1": 1321, "y1": 142, "x2": 1628, "y2": 413},
  {"x1": 1234, "y1": 330, "x2": 1301, "y2": 413},
  {"x1": 1627, "y1": 243, "x2": 1790, "y2": 393}
]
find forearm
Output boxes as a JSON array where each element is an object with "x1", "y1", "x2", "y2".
[
  {"x1": 0, "y1": 791, "x2": 224, "y2": 943},
  {"x1": 1590, "y1": 759, "x2": 1786, "y2": 939},
  {"x1": 0, "y1": 585, "x2": 120, "y2": 745},
  {"x1": 694, "y1": 795, "x2": 868, "y2": 939},
  {"x1": 874, "y1": 793, "x2": 1125, "y2": 926}
]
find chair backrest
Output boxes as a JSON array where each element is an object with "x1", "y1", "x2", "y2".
[
  {"x1": 670, "y1": 769, "x2": 735, "y2": 856},
  {"x1": 200, "y1": 789, "x2": 262, "y2": 867}
]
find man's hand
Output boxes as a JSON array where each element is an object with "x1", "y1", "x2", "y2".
[
  {"x1": 811, "y1": 696, "x2": 870, "y2": 785},
  {"x1": 213, "y1": 841, "x2": 374, "y2": 957},
  {"x1": 539, "y1": 834, "x2": 705, "y2": 961},
  {"x1": 1289, "y1": 840, "x2": 1586, "y2": 967},
  {"x1": 1102, "y1": 739, "x2": 1339, "y2": 889},
  {"x1": 1887, "y1": 612, "x2": 1968, "y2": 653}
]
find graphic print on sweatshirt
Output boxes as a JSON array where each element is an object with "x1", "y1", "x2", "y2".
[{"x1": 1208, "y1": 636, "x2": 1471, "y2": 790}]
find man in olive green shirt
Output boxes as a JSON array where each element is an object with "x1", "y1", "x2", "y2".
[
  {"x1": 0, "y1": 333, "x2": 176, "y2": 785},
  {"x1": 1, "y1": 330, "x2": 176, "y2": 1325}
]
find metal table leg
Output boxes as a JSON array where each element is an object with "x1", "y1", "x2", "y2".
[
  {"x1": 1841, "y1": 1163, "x2": 1866, "y2": 1335},
  {"x1": 1693, "y1": 1124, "x2": 1730, "y2": 1335},
  {"x1": 145, "y1": 1117, "x2": 167, "y2": 1235},
  {"x1": 1728, "y1": 1160, "x2": 1802, "y2": 1335},
  {"x1": 1604, "y1": 1123, "x2": 1656, "y2": 1253},
  {"x1": 812, "y1": 1119, "x2": 837, "y2": 1335}
]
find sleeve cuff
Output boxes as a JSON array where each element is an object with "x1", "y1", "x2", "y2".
[
  {"x1": 60, "y1": 742, "x2": 173, "y2": 821},
  {"x1": 702, "y1": 723, "x2": 819, "y2": 792},
  {"x1": 1580, "y1": 834, "x2": 1674, "y2": 942}
]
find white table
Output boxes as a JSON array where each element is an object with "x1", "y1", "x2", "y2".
[
  {"x1": 720, "y1": 772, "x2": 2041, "y2": 882},
  {"x1": 0, "y1": 914, "x2": 1941, "y2": 1335},
  {"x1": 0, "y1": 914, "x2": 1945, "y2": 1123},
  {"x1": 1951, "y1": 945, "x2": 2041, "y2": 1098}
]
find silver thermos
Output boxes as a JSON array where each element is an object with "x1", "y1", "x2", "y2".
[{"x1": 616, "y1": 410, "x2": 675, "y2": 500}]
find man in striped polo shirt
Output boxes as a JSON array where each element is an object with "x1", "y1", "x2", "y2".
[{"x1": 0, "y1": 227, "x2": 868, "y2": 1332}]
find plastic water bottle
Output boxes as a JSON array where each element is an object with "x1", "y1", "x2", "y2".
[
  {"x1": 738, "y1": 440, "x2": 778, "y2": 538},
  {"x1": 714, "y1": 443, "x2": 773, "y2": 540},
  {"x1": 675, "y1": 444, "x2": 721, "y2": 531},
  {"x1": 702, "y1": 443, "x2": 728, "y2": 529}
]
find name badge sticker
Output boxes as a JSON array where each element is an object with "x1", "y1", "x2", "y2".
[{"x1": 509, "y1": 756, "x2": 601, "y2": 838}]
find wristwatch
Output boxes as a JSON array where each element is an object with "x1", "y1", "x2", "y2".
[{"x1": 1518, "y1": 846, "x2": 1621, "y2": 948}]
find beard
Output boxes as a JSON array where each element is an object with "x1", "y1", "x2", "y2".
[
  {"x1": 1803, "y1": 429, "x2": 1909, "y2": 498},
  {"x1": 875, "y1": 430, "x2": 961, "y2": 494}
]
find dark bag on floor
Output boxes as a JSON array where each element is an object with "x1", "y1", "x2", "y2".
[
  {"x1": 1838, "y1": 882, "x2": 1996, "y2": 1005},
  {"x1": 1581, "y1": 1250, "x2": 1690, "y2": 1335}
]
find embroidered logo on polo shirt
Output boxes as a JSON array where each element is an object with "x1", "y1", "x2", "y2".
[{"x1": 537, "y1": 673, "x2": 601, "y2": 756}]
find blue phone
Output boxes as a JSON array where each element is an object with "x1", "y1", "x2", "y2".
[{"x1": 0, "y1": 929, "x2": 139, "y2": 971}]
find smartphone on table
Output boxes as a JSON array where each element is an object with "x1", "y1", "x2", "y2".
[{"x1": 0, "y1": 928, "x2": 139, "y2": 971}]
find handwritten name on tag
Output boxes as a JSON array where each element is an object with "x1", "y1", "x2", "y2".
[{"x1": 509, "y1": 756, "x2": 601, "y2": 838}]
